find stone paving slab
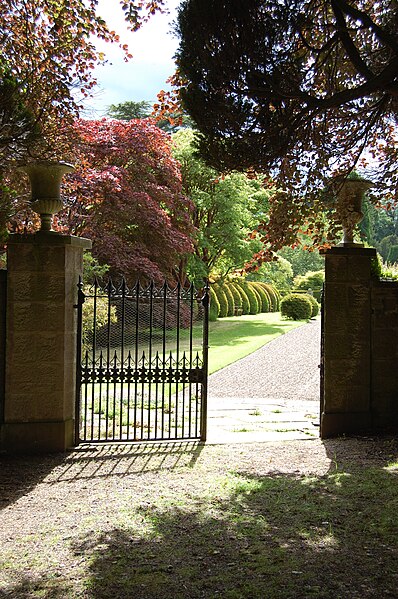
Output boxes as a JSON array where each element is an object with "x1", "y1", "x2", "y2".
[
  {"x1": 206, "y1": 320, "x2": 321, "y2": 443},
  {"x1": 206, "y1": 396, "x2": 320, "y2": 443}
]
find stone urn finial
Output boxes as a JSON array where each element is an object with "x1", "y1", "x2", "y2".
[
  {"x1": 334, "y1": 177, "x2": 373, "y2": 247},
  {"x1": 21, "y1": 161, "x2": 74, "y2": 232}
]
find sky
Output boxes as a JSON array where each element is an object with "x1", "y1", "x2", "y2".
[{"x1": 83, "y1": 0, "x2": 181, "y2": 117}]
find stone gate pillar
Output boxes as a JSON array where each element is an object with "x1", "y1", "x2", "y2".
[
  {"x1": 320, "y1": 246, "x2": 376, "y2": 438},
  {"x1": 0, "y1": 233, "x2": 91, "y2": 452}
]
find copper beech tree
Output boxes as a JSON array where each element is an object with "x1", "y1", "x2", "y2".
[
  {"x1": 157, "y1": 0, "x2": 398, "y2": 262},
  {"x1": 54, "y1": 118, "x2": 195, "y2": 284}
]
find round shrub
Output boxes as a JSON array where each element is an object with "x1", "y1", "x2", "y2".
[
  {"x1": 280, "y1": 293, "x2": 312, "y2": 321},
  {"x1": 213, "y1": 283, "x2": 228, "y2": 317},
  {"x1": 251, "y1": 282, "x2": 270, "y2": 312},
  {"x1": 227, "y1": 283, "x2": 243, "y2": 314},
  {"x1": 219, "y1": 282, "x2": 235, "y2": 316},
  {"x1": 209, "y1": 287, "x2": 220, "y2": 321},
  {"x1": 306, "y1": 294, "x2": 320, "y2": 318},
  {"x1": 232, "y1": 283, "x2": 250, "y2": 315},
  {"x1": 240, "y1": 282, "x2": 259, "y2": 315}
]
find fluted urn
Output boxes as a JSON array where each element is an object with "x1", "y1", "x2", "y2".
[
  {"x1": 21, "y1": 161, "x2": 74, "y2": 232},
  {"x1": 334, "y1": 178, "x2": 373, "y2": 246}
]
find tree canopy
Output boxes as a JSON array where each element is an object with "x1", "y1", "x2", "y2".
[
  {"x1": 174, "y1": 1, "x2": 398, "y2": 216},
  {"x1": 0, "y1": 1, "x2": 166, "y2": 165},
  {"x1": 54, "y1": 118, "x2": 195, "y2": 284},
  {"x1": 172, "y1": 128, "x2": 271, "y2": 283}
]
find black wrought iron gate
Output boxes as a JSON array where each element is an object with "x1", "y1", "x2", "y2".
[{"x1": 75, "y1": 280, "x2": 209, "y2": 444}]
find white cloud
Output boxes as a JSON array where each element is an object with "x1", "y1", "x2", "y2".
[{"x1": 84, "y1": 0, "x2": 180, "y2": 116}]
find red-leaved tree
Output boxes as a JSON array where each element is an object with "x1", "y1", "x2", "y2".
[{"x1": 56, "y1": 118, "x2": 195, "y2": 284}]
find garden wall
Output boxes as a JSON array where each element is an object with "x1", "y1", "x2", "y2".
[{"x1": 321, "y1": 246, "x2": 398, "y2": 437}]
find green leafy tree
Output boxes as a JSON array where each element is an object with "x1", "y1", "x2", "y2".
[
  {"x1": 247, "y1": 256, "x2": 294, "y2": 296},
  {"x1": 279, "y1": 246, "x2": 324, "y2": 277},
  {"x1": 173, "y1": 0, "x2": 398, "y2": 252},
  {"x1": 172, "y1": 128, "x2": 271, "y2": 285},
  {"x1": 107, "y1": 101, "x2": 153, "y2": 120}
]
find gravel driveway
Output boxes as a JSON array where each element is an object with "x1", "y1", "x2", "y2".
[{"x1": 206, "y1": 318, "x2": 321, "y2": 442}]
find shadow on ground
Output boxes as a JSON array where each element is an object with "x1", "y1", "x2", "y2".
[{"x1": 2, "y1": 438, "x2": 397, "y2": 598}]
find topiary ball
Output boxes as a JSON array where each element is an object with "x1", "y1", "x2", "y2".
[{"x1": 280, "y1": 293, "x2": 312, "y2": 321}]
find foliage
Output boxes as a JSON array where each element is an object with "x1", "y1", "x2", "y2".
[
  {"x1": 0, "y1": 1, "x2": 165, "y2": 241},
  {"x1": 209, "y1": 286, "x2": 220, "y2": 321},
  {"x1": 227, "y1": 283, "x2": 242, "y2": 313},
  {"x1": 231, "y1": 282, "x2": 250, "y2": 315},
  {"x1": 293, "y1": 270, "x2": 325, "y2": 293},
  {"x1": 55, "y1": 118, "x2": 195, "y2": 284},
  {"x1": 378, "y1": 234, "x2": 398, "y2": 262},
  {"x1": 256, "y1": 283, "x2": 280, "y2": 312},
  {"x1": 279, "y1": 246, "x2": 324, "y2": 277},
  {"x1": 387, "y1": 245, "x2": 398, "y2": 264},
  {"x1": 280, "y1": 293, "x2": 312, "y2": 321},
  {"x1": 83, "y1": 253, "x2": 110, "y2": 285},
  {"x1": 107, "y1": 101, "x2": 153, "y2": 120},
  {"x1": 219, "y1": 282, "x2": 235, "y2": 316},
  {"x1": 240, "y1": 282, "x2": 259, "y2": 315},
  {"x1": 172, "y1": 129, "x2": 271, "y2": 284},
  {"x1": 247, "y1": 256, "x2": 293, "y2": 296},
  {"x1": 169, "y1": 0, "x2": 398, "y2": 256},
  {"x1": 250, "y1": 282, "x2": 270, "y2": 313},
  {"x1": 212, "y1": 283, "x2": 228, "y2": 318},
  {"x1": 306, "y1": 294, "x2": 320, "y2": 318}
]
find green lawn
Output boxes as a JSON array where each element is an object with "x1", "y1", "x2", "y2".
[{"x1": 208, "y1": 312, "x2": 307, "y2": 374}]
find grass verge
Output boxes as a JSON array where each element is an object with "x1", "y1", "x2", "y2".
[{"x1": 208, "y1": 312, "x2": 308, "y2": 374}]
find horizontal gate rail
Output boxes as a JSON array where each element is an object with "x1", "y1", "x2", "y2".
[{"x1": 75, "y1": 278, "x2": 208, "y2": 444}]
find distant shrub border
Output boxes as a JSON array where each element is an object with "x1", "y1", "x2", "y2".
[
  {"x1": 280, "y1": 293, "x2": 312, "y2": 321},
  {"x1": 208, "y1": 279, "x2": 282, "y2": 320}
]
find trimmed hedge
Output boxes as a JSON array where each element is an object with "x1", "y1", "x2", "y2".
[
  {"x1": 231, "y1": 283, "x2": 250, "y2": 314},
  {"x1": 280, "y1": 293, "x2": 312, "y2": 321},
  {"x1": 250, "y1": 282, "x2": 270, "y2": 312},
  {"x1": 240, "y1": 282, "x2": 259, "y2": 314},
  {"x1": 228, "y1": 283, "x2": 243, "y2": 313},
  {"x1": 257, "y1": 282, "x2": 280, "y2": 311},
  {"x1": 220, "y1": 282, "x2": 235, "y2": 316},
  {"x1": 209, "y1": 287, "x2": 220, "y2": 321},
  {"x1": 213, "y1": 283, "x2": 228, "y2": 317}
]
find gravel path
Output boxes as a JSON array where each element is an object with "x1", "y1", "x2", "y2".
[
  {"x1": 206, "y1": 319, "x2": 321, "y2": 442},
  {"x1": 209, "y1": 318, "x2": 321, "y2": 401}
]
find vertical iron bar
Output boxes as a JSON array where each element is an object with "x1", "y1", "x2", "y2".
[
  {"x1": 148, "y1": 281, "x2": 154, "y2": 437},
  {"x1": 126, "y1": 351, "x2": 132, "y2": 440},
  {"x1": 141, "y1": 351, "x2": 145, "y2": 440},
  {"x1": 91, "y1": 280, "x2": 99, "y2": 441},
  {"x1": 200, "y1": 281, "x2": 210, "y2": 441},
  {"x1": 134, "y1": 282, "x2": 140, "y2": 441},
  {"x1": 175, "y1": 283, "x2": 181, "y2": 438},
  {"x1": 188, "y1": 284, "x2": 194, "y2": 437},
  {"x1": 112, "y1": 351, "x2": 117, "y2": 440},
  {"x1": 120, "y1": 280, "x2": 126, "y2": 439},
  {"x1": 105, "y1": 280, "x2": 112, "y2": 440},
  {"x1": 155, "y1": 352, "x2": 159, "y2": 439},
  {"x1": 74, "y1": 277, "x2": 84, "y2": 445},
  {"x1": 83, "y1": 351, "x2": 89, "y2": 441},
  {"x1": 98, "y1": 351, "x2": 103, "y2": 440},
  {"x1": 182, "y1": 352, "x2": 186, "y2": 438},
  {"x1": 161, "y1": 282, "x2": 167, "y2": 438}
]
